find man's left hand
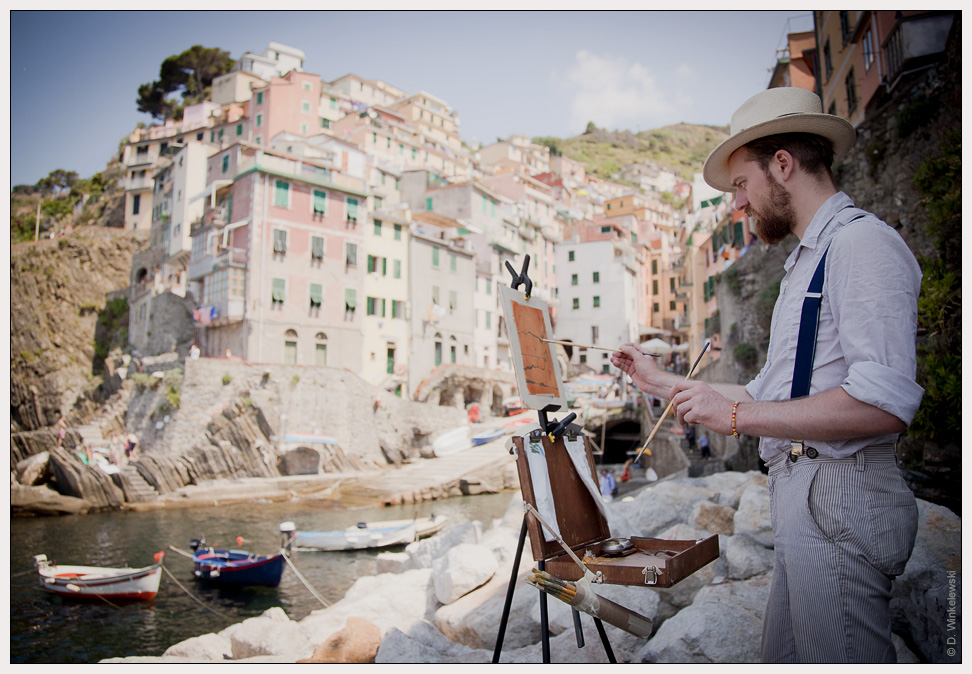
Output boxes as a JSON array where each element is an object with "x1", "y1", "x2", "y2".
[{"x1": 670, "y1": 381, "x2": 734, "y2": 435}]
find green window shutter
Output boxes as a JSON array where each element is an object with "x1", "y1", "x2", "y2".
[
  {"x1": 435, "y1": 342, "x2": 442, "y2": 366},
  {"x1": 593, "y1": 271, "x2": 599, "y2": 283},
  {"x1": 236, "y1": 124, "x2": 243, "y2": 136},
  {"x1": 210, "y1": 131, "x2": 215, "y2": 142},
  {"x1": 482, "y1": 195, "x2": 488, "y2": 214},
  {"x1": 571, "y1": 274, "x2": 578, "y2": 285},
  {"x1": 735, "y1": 220, "x2": 744, "y2": 246},
  {"x1": 394, "y1": 224, "x2": 402, "y2": 240},
  {"x1": 381, "y1": 298, "x2": 387, "y2": 317},
  {"x1": 222, "y1": 155, "x2": 229, "y2": 173},
  {"x1": 321, "y1": 118, "x2": 330, "y2": 129},
  {"x1": 309, "y1": 283, "x2": 322, "y2": 306},
  {"x1": 382, "y1": 257, "x2": 387, "y2": 276},
  {"x1": 572, "y1": 298, "x2": 579, "y2": 310},
  {"x1": 486, "y1": 311, "x2": 491, "y2": 328},
  {"x1": 345, "y1": 288, "x2": 357, "y2": 310},
  {"x1": 257, "y1": 92, "x2": 263, "y2": 104},
  {"x1": 426, "y1": 197, "x2": 432, "y2": 211},
  {"x1": 491, "y1": 200, "x2": 495, "y2": 217},
  {"x1": 486, "y1": 279, "x2": 491, "y2": 295},
  {"x1": 219, "y1": 128, "x2": 224, "y2": 139},
  {"x1": 330, "y1": 97, "x2": 336, "y2": 109},
  {"x1": 411, "y1": 148, "x2": 416, "y2": 159},
  {"x1": 432, "y1": 286, "x2": 440, "y2": 305},
  {"x1": 346, "y1": 243, "x2": 357, "y2": 266},
  {"x1": 272, "y1": 278, "x2": 285, "y2": 302},
  {"x1": 375, "y1": 196, "x2": 383, "y2": 209},
  {"x1": 399, "y1": 143, "x2": 404, "y2": 155},
  {"x1": 432, "y1": 248, "x2": 439, "y2": 266},
  {"x1": 450, "y1": 254, "x2": 456, "y2": 272},
  {"x1": 568, "y1": 250, "x2": 575, "y2": 262},
  {"x1": 374, "y1": 219, "x2": 382, "y2": 236},
  {"x1": 449, "y1": 290, "x2": 457, "y2": 310},
  {"x1": 312, "y1": 236, "x2": 324, "y2": 260},
  {"x1": 394, "y1": 259, "x2": 401, "y2": 278},
  {"x1": 346, "y1": 197, "x2": 359, "y2": 222},
  {"x1": 227, "y1": 194, "x2": 233, "y2": 221},
  {"x1": 274, "y1": 180, "x2": 289, "y2": 207},
  {"x1": 593, "y1": 296, "x2": 600, "y2": 307},
  {"x1": 450, "y1": 345, "x2": 456, "y2": 363},
  {"x1": 366, "y1": 297, "x2": 376, "y2": 316},
  {"x1": 313, "y1": 190, "x2": 327, "y2": 215}
]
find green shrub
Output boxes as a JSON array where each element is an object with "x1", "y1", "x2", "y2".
[
  {"x1": 130, "y1": 372, "x2": 150, "y2": 390},
  {"x1": 222, "y1": 373, "x2": 232, "y2": 386},
  {"x1": 291, "y1": 374, "x2": 300, "y2": 386},
  {"x1": 733, "y1": 342, "x2": 759, "y2": 370},
  {"x1": 722, "y1": 267, "x2": 741, "y2": 296},
  {"x1": 165, "y1": 387, "x2": 181, "y2": 409}
]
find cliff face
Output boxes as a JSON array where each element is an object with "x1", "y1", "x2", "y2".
[{"x1": 10, "y1": 229, "x2": 142, "y2": 432}]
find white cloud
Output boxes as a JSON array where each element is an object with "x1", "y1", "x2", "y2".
[{"x1": 566, "y1": 49, "x2": 691, "y2": 133}]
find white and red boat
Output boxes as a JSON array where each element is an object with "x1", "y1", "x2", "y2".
[{"x1": 33, "y1": 552, "x2": 165, "y2": 602}]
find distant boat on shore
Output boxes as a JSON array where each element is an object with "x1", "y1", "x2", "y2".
[
  {"x1": 34, "y1": 551, "x2": 165, "y2": 602},
  {"x1": 432, "y1": 426, "x2": 471, "y2": 457},
  {"x1": 282, "y1": 514, "x2": 448, "y2": 551}
]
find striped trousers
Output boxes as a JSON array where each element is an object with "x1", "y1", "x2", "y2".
[{"x1": 761, "y1": 446, "x2": 919, "y2": 662}]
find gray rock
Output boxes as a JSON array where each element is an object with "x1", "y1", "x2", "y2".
[
  {"x1": 732, "y1": 481, "x2": 773, "y2": 548},
  {"x1": 229, "y1": 607, "x2": 314, "y2": 661},
  {"x1": 891, "y1": 632, "x2": 920, "y2": 664},
  {"x1": 638, "y1": 574, "x2": 773, "y2": 663},
  {"x1": 725, "y1": 534, "x2": 775, "y2": 580},
  {"x1": 163, "y1": 632, "x2": 232, "y2": 660},
  {"x1": 405, "y1": 521, "x2": 483, "y2": 569},
  {"x1": 694, "y1": 470, "x2": 757, "y2": 508},
  {"x1": 692, "y1": 501, "x2": 736, "y2": 535},
  {"x1": 890, "y1": 499, "x2": 961, "y2": 663},
  {"x1": 608, "y1": 480, "x2": 719, "y2": 538},
  {"x1": 433, "y1": 543, "x2": 498, "y2": 604},
  {"x1": 10, "y1": 483, "x2": 91, "y2": 516},
  {"x1": 375, "y1": 551, "x2": 411, "y2": 574},
  {"x1": 15, "y1": 451, "x2": 50, "y2": 486},
  {"x1": 479, "y1": 523, "x2": 523, "y2": 568},
  {"x1": 375, "y1": 620, "x2": 489, "y2": 663}
]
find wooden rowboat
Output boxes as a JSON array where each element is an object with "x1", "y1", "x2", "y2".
[
  {"x1": 284, "y1": 514, "x2": 448, "y2": 552},
  {"x1": 34, "y1": 552, "x2": 165, "y2": 602},
  {"x1": 190, "y1": 539, "x2": 286, "y2": 587}
]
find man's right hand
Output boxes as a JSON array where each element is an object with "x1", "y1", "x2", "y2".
[{"x1": 611, "y1": 344, "x2": 676, "y2": 398}]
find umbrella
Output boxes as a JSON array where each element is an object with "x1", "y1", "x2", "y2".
[
  {"x1": 640, "y1": 338, "x2": 673, "y2": 354},
  {"x1": 671, "y1": 342, "x2": 691, "y2": 352}
]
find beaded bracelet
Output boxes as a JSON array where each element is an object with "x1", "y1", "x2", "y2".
[{"x1": 731, "y1": 401, "x2": 740, "y2": 440}]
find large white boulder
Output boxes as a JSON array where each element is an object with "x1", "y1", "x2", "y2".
[
  {"x1": 163, "y1": 632, "x2": 232, "y2": 660},
  {"x1": 299, "y1": 568, "x2": 437, "y2": 647},
  {"x1": 608, "y1": 480, "x2": 720, "y2": 538},
  {"x1": 637, "y1": 574, "x2": 773, "y2": 663},
  {"x1": 732, "y1": 481, "x2": 773, "y2": 548},
  {"x1": 725, "y1": 534, "x2": 776, "y2": 580},
  {"x1": 228, "y1": 607, "x2": 314, "y2": 661},
  {"x1": 694, "y1": 470, "x2": 758, "y2": 508},
  {"x1": 890, "y1": 499, "x2": 962, "y2": 663},
  {"x1": 404, "y1": 521, "x2": 483, "y2": 569},
  {"x1": 375, "y1": 551, "x2": 411, "y2": 574},
  {"x1": 433, "y1": 543, "x2": 498, "y2": 604}
]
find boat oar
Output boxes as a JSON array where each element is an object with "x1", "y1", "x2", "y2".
[{"x1": 633, "y1": 340, "x2": 711, "y2": 465}]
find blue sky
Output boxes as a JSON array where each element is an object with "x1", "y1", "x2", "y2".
[{"x1": 10, "y1": 10, "x2": 813, "y2": 187}]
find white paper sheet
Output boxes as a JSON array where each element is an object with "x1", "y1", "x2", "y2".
[
  {"x1": 563, "y1": 435, "x2": 610, "y2": 524},
  {"x1": 522, "y1": 436, "x2": 560, "y2": 542}
]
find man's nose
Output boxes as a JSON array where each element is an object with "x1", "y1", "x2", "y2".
[{"x1": 734, "y1": 191, "x2": 748, "y2": 211}]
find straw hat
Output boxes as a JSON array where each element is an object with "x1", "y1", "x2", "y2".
[{"x1": 702, "y1": 87, "x2": 856, "y2": 192}]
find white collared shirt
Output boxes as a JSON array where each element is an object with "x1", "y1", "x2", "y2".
[{"x1": 745, "y1": 192, "x2": 924, "y2": 461}]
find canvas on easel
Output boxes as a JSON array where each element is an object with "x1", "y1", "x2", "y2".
[{"x1": 499, "y1": 284, "x2": 568, "y2": 412}]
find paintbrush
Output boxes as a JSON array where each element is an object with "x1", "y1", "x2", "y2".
[
  {"x1": 540, "y1": 338, "x2": 661, "y2": 357},
  {"x1": 633, "y1": 340, "x2": 711, "y2": 464}
]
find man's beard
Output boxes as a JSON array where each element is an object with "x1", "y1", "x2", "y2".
[{"x1": 747, "y1": 175, "x2": 795, "y2": 245}]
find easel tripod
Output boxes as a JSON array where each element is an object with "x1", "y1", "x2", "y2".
[{"x1": 491, "y1": 256, "x2": 616, "y2": 663}]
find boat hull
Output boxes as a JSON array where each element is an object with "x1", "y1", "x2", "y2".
[
  {"x1": 193, "y1": 548, "x2": 286, "y2": 587},
  {"x1": 35, "y1": 555, "x2": 164, "y2": 602},
  {"x1": 294, "y1": 521, "x2": 417, "y2": 551}
]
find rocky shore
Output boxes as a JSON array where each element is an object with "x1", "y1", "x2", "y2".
[{"x1": 103, "y1": 469, "x2": 960, "y2": 664}]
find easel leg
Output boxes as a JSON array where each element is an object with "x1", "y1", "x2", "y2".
[
  {"x1": 593, "y1": 618, "x2": 617, "y2": 663},
  {"x1": 537, "y1": 559, "x2": 551, "y2": 663},
  {"x1": 492, "y1": 515, "x2": 529, "y2": 663},
  {"x1": 572, "y1": 609, "x2": 585, "y2": 648}
]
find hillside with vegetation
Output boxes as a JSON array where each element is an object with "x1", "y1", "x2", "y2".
[{"x1": 533, "y1": 122, "x2": 730, "y2": 182}]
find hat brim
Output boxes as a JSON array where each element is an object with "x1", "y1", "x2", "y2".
[{"x1": 702, "y1": 113, "x2": 856, "y2": 192}]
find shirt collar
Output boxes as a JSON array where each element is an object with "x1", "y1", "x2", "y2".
[{"x1": 784, "y1": 192, "x2": 853, "y2": 271}]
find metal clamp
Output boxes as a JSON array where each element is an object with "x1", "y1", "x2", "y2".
[
  {"x1": 789, "y1": 440, "x2": 818, "y2": 462},
  {"x1": 642, "y1": 566, "x2": 659, "y2": 585}
]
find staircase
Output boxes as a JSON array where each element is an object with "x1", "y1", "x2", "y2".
[{"x1": 116, "y1": 465, "x2": 159, "y2": 502}]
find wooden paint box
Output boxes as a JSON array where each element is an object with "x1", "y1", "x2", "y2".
[{"x1": 512, "y1": 433, "x2": 719, "y2": 588}]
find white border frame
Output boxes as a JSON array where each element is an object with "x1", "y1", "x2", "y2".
[{"x1": 499, "y1": 284, "x2": 567, "y2": 412}]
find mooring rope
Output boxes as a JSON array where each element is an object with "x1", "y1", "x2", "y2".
[
  {"x1": 160, "y1": 563, "x2": 232, "y2": 619},
  {"x1": 282, "y1": 552, "x2": 329, "y2": 608}
]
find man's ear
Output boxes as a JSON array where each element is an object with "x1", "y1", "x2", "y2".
[{"x1": 774, "y1": 150, "x2": 794, "y2": 181}]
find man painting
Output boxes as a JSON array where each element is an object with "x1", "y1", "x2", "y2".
[{"x1": 611, "y1": 88, "x2": 923, "y2": 663}]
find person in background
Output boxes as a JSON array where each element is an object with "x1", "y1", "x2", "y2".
[
  {"x1": 599, "y1": 469, "x2": 616, "y2": 502},
  {"x1": 612, "y1": 88, "x2": 922, "y2": 663},
  {"x1": 56, "y1": 415, "x2": 67, "y2": 448},
  {"x1": 685, "y1": 424, "x2": 697, "y2": 451},
  {"x1": 189, "y1": 343, "x2": 201, "y2": 360},
  {"x1": 699, "y1": 433, "x2": 711, "y2": 459}
]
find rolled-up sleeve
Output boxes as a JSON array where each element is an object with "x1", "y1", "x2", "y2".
[{"x1": 828, "y1": 222, "x2": 925, "y2": 424}]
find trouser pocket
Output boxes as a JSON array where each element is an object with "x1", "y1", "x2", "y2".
[
  {"x1": 865, "y1": 471, "x2": 919, "y2": 576},
  {"x1": 808, "y1": 464, "x2": 847, "y2": 542}
]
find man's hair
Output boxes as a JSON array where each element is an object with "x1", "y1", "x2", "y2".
[{"x1": 743, "y1": 133, "x2": 837, "y2": 186}]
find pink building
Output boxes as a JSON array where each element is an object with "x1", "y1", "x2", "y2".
[
  {"x1": 249, "y1": 70, "x2": 325, "y2": 146},
  {"x1": 188, "y1": 143, "x2": 370, "y2": 366}
]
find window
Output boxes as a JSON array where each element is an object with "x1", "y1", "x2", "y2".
[
  {"x1": 367, "y1": 255, "x2": 378, "y2": 273},
  {"x1": 132, "y1": 194, "x2": 141, "y2": 215},
  {"x1": 426, "y1": 197, "x2": 433, "y2": 211},
  {"x1": 394, "y1": 224, "x2": 402, "y2": 240},
  {"x1": 375, "y1": 196, "x2": 382, "y2": 210},
  {"x1": 486, "y1": 279, "x2": 491, "y2": 294},
  {"x1": 330, "y1": 97, "x2": 337, "y2": 109},
  {"x1": 568, "y1": 250, "x2": 575, "y2": 262},
  {"x1": 482, "y1": 195, "x2": 488, "y2": 214},
  {"x1": 593, "y1": 296, "x2": 600, "y2": 308},
  {"x1": 392, "y1": 300, "x2": 404, "y2": 318},
  {"x1": 435, "y1": 340, "x2": 442, "y2": 366},
  {"x1": 432, "y1": 286, "x2": 440, "y2": 305},
  {"x1": 399, "y1": 143, "x2": 404, "y2": 155},
  {"x1": 311, "y1": 236, "x2": 325, "y2": 260},
  {"x1": 845, "y1": 68, "x2": 858, "y2": 114},
  {"x1": 218, "y1": 129, "x2": 223, "y2": 140},
  {"x1": 271, "y1": 277, "x2": 285, "y2": 303},
  {"x1": 449, "y1": 290, "x2": 457, "y2": 312},
  {"x1": 274, "y1": 180, "x2": 290, "y2": 208},
  {"x1": 393, "y1": 259, "x2": 401, "y2": 278},
  {"x1": 302, "y1": 100, "x2": 311, "y2": 113},
  {"x1": 345, "y1": 288, "x2": 357, "y2": 314},
  {"x1": 572, "y1": 298, "x2": 580, "y2": 310},
  {"x1": 593, "y1": 271, "x2": 600, "y2": 284},
  {"x1": 257, "y1": 92, "x2": 263, "y2": 104},
  {"x1": 450, "y1": 345, "x2": 456, "y2": 364},
  {"x1": 313, "y1": 190, "x2": 327, "y2": 216},
  {"x1": 652, "y1": 280, "x2": 659, "y2": 295},
  {"x1": 284, "y1": 341, "x2": 297, "y2": 364},
  {"x1": 256, "y1": 113, "x2": 262, "y2": 127},
  {"x1": 374, "y1": 219, "x2": 382, "y2": 236},
  {"x1": 592, "y1": 326, "x2": 599, "y2": 343},
  {"x1": 411, "y1": 148, "x2": 417, "y2": 160},
  {"x1": 485, "y1": 311, "x2": 491, "y2": 329},
  {"x1": 345, "y1": 242, "x2": 357, "y2": 267},
  {"x1": 600, "y1": 226, "x2": 611, "y2": 233},
  {"x1": 300, "y1": 123, "x2": 308, "y2": 134},
  {"x1": 450, "y1": 253, "x2": 456, "y2": 272},
  {"x1": 670, "y1": 300, "x2": 677, "y2": 310},
  {"x1": 571, "y1": 274, "x2": 578, "y2": 286},
  {"x1": 863, "y1": 27, "x2": 877, "y2": 70},
  {"x1": 346, "y1": 197, "x2": 358, "y2": 223},
  {"x1": 302, "y1": 82, "x2": 312, "y2": 91},
  {"x1": 653, "y1": 302, "x2": 660, "y2": 313},
  {"x1": 316, "y1": 343, "x2": 327, "y2": 366},
  {"x1": 366, "y1": 296, "x2": 378, "y2": 316},
  {"x1": 236, "y1": 123, "x2": 243, "y2": 136},
  {"x1": 432, "y1": 247, "x2": 440, "y2": 267},
  {"x1": 387, "y1": 347, "x2": 396, "y2": 375},
  {"x1": 823, "y1": 39, "x2": 832, "y2": 80},
  {"x1": 221, "y1": 155, "x2": 229, "y2": 174},
  {"x1": 255, "y1": 136, "x2": 262, "y2": 145},
  {"x1": 652, "y1": 259, "x2": 658, "y2": 275},
  {"x1": 839, "y1": 10, "x2": 851, "y2": 44},
  {"x1": 309, "y1": 283, "x2": 323, "y2": 308},
  {"x1": 273, "y1": 229, "x2": 287, "y2": 254},
  {"x1": 670, "y1": 278, "x2": 676, "y2": 292}
]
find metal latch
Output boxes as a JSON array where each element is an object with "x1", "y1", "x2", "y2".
[{"x1": 642, "y1": 566, "x2": 659, "y2": 585}]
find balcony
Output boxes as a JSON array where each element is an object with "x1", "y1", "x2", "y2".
[
  {"x1": 124, "y1": 175, "x2": 154, "y2": 191},
  {"x1": 209, "y1": 298, "x2": 245, "y2": 326},
  {"x1": 212, "y1": 247, "x2": 248, "y2": 271},
  {"x1": 884, "y1": 12, "x2": 954, "y2": 86},
  {"x1": 203, "y1": 207, "x2": 229, "y2": 227}
]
